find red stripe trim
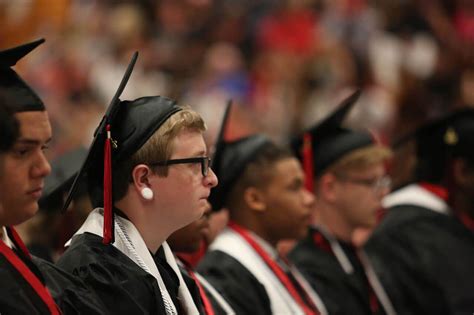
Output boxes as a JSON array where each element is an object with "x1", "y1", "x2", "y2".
[
  {"x1": 228, "y1": 221, "x2": 319, "y2": 315},
  {"x1": 178, "y1": 256, "x2": 215, "y2": 315},
  {"x1": 0, "y1": 240, "x2": 60, "y2": 314}
]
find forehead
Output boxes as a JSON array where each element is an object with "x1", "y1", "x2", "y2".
[
  {"x1": 171, "y1": 129, "x2": 206, "y2": 156},
  {"x1": 14, "y1": 111, "x2": 52, "y2": 140},
  {"x1": 269, "y1": 157, "x2": 303, "y2": 181},
  {"x1": 344, "y1": 162, "x2": 386, "y2": 177}
]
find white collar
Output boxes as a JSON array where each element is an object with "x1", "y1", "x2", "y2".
[
  {"x1": 382, "y1": 183, "x2": 451, "y2": 215},
  {"x1": 1, "y1": 226, "x2": 14, "y2": 249}
]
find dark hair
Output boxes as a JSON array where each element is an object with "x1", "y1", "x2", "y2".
[
  {"x1": 0, "y1": 104, "x2": 19, "y2": 152},
  {"x1": 225, "y1": 142, "x2": 293, "y2": 208}
]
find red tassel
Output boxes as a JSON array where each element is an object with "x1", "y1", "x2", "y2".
[
  {"x1": 302, "y1": 132, "x2": 314, "y2": 192},
  {"x1": 103, "y1": 124, "x2": 113, "y2": 244}
]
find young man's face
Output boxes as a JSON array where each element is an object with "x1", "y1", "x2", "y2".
[
  {"x1": 152, "y1": 129, "x2": 218, "y2": 230},
  {"x1": 0, "y1": 111, "x2": 52, "y2": 226},
  {"x1": 332, "y1": 162, "x2": 389, "y2": 229},
  {"x1": 260, "y1": 157, "x2": 315, "y2": 242}
]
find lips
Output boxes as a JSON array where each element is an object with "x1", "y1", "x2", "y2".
[{"x1": 27, "y1": 187, "x2": 43, "y2": 199}]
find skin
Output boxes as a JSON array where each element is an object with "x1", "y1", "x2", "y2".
[
  {"x1": 0, "y1": 111, "x2": 52, "y2": 227},
  {"x1": 118, "y1": 129, "x2": 218, "y2": 253},
  {"x1": 243, "y1": 157, "x2": 315, "y2": 247},
  {"x1": 315, "y1": 162, "x2": 389, "y2": 242}
]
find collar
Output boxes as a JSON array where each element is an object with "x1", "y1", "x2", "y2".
[
  {"x1": 1, "y1": 226, "x2": 14, "y2": 249},
  {"x1": 249, "y1": 231, "x2": 279, "y2": 261},
  {"x1": 382, "y1": 183, "x2": 451, "y2": 215}
]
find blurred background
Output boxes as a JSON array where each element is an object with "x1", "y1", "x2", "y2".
[
  {"x1": 3, "y1": 0, "x2": 474, "y2": 259},
  {"x1": 2, "y1": 0, "x2": 474, "y2": 155}
]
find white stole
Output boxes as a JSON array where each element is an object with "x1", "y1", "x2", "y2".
[{"x1": 210, "y1": 227, "x2": 327, "y2": 315}]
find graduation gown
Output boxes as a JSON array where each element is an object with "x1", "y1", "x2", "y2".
[
  {"x1": 177, "y1": 257, "x2": 236, "y2": 315},
  {"x1": 365, "y1": 184, "x2": 474, "y2": 315},
  {"x1": 57, "y1": 208, "x2": 201, "y2": 315},
  {"x1": 289, "y1": 227, "x2": 391, "y2": 315},
  {"x1": 197, "y1": 226, "x2": 327, "y2": 315},
  {"x1": 0, "y1": 227, "x2": 105, "y2": 315}
]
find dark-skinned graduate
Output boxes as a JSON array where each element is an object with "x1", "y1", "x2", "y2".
[{"x1": 197, "y1": 110, "x2": 328, "y2": 314}]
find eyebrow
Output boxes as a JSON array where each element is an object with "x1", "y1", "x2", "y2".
[
  {"x1": 16, "y1": 137, "x2": 52, "y2": 146},
  {"x1": 192, "y1": 149, "x2": 207, "y2": 157}
]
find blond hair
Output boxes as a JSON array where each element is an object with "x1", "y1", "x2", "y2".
[{"x1": 114, "y1": 107, "x2": 206, "y2": 200}]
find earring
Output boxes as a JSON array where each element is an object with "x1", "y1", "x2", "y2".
[{"x1": 141, "y1": 187, "x2": 154, "y2": 200}]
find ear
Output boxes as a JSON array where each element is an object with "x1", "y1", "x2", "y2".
[
  {"x1": 318, "y1": 173, "x2": 338, "y2": 202},
  {"x1": 131, "y1": 164, "x2": 153, "y2": 193},
  {"x1": 243, "y1": 187, "x2": 267, "y2": 213}
]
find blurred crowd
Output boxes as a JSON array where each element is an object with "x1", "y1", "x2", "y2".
[{"x1": 1, "y1": 0, "x2": 474, "y2": 162}]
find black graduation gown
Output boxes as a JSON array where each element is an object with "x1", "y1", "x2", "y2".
[
  {"x1": 57, "y1": 232, "x2": 177, "y2": 315},
  {"x1": 0, "y1": 245, "x2": 106, "y2": 314},
  {"x1": 197, "y1": 250, "x2": 272, "y2": 315},
  {"x1": 289, "y1": 227, "x2": 384, "y2": 315},
  {"x1": 0, "y1": 248, "x2": 52, "y2": 314},
  {"x1": 365, "y1": 204, "x2": 474, "y2": 315},
  {"x1": 177, "y1": 261, "x2": 229, "y2": 315}
]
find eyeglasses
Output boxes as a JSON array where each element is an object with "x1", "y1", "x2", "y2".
[
  {"x1": 150, "y1": 156, "x2": 212, "y2": 177},
  {"x1": 337, "y1": 175, "x2": 392, "y2": 193}
]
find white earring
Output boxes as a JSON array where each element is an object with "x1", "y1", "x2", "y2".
[{"x1": 141, "y1": 187, "x2": 154, "y2": 200}]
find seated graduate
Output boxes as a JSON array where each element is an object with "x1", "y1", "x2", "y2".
[
  {"x1": 0, "y1": 39, "x2": 106, "y2": 315},
  {"x1": 197, "y1": 129, "x2": 327, "y2": 315},
  {"x1": 365, "y1": 109, "x2": 474, "y2": 315},
  {"x1": 15, "y1": 147, "x2": 88, "y2": 263},
  {"x1": 57, "y1": 53, "x2": 218, "y2": 315},
  {"x1": 289, "y1": 91, "x2": 395, "y2": 315},
  {"x1": 168, "y1": 102, "x2": 235, "y2": 315}
]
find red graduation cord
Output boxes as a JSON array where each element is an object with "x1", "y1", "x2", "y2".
[
  {"x1": 103, "y1": 124, "x2": 113, "y2": 244},
  {"x1": 178, "y1": 256, "x2": 215, "y2": 315},
  {"x1": 228, "y1": 221, "x2": 319, "y2": 315},
  {"x1": 0, "y1": 227, "x2": 60, "y2": 315},
  {"x1": 302, "y1": 133, "x2": 314, "y2": 192}
]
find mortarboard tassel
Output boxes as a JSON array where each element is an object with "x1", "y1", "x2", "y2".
[
  {"x1": 103, "y1": 124, "x2": 114, "y2": 244},
  {"x1": 302, "y1": 132, "x2": 314, "y2": 192}
]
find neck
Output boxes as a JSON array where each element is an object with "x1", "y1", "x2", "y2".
[
  {"x1": 232, "y1": 215, "x2": 278, "y2": 248},
  {"x1": 115, "y1": 197, "x2": 174, "y2": 254},
  {"x1": 313, "y1": 201, "x2": 354, "y2": 242},
  {"x1": 452, "y1": 190, "x2": 474, "y2": 220}
]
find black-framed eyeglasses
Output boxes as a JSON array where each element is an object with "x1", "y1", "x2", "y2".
[
  {"x1": 337, "y1": 175, "x2": 392, "y2": 193},
  {"x1": 150, "y1": 157, "x2": 212, "y2": 177}
]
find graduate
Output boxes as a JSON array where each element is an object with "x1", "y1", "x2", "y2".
[
  {"x1": 57, "y1": 53, "x2": 218, "y2": 314},
  {"x1": 0, "y1": 39, "x2": 106, "y2": 315},
  {"x1": 288, "y1": 90, "x2": 395, "y2": 315},
  {"x1": 197, "y1": 123, "x2": 327, "y2": 314},
  {"x1": 365, "y1": 108, "x2": 474, "y2": 315},
  {"x1": 168, "y1": 102, "x2": 235, "y2": 315}
]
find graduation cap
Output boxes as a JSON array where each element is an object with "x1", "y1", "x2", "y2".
[
  {"x1": 0, "y1": 38, "x2": 45, "y2": 112},
  {"x1": 291, "y1": 90, "x2": 374, "y2": 190},
  {"x1": 209, "y1": 127, "x2": 273, "y2": 211},
  {"x1": 63, "y1": 52, "x2": 183, "y2": 244},
  {"x1": 38, "y1": 148, "x2": 88, "y2": 212},
  {"x1": 409, "y1": 108, "x2": 474, "y2": 183}
]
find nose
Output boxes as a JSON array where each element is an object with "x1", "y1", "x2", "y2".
[
  {"x1": 31, "y1": 151, "x2": 51, "y2": 179},
  {"x1": 205, "y1": 167, "x2": 218, "y2": 188},
  {"x1": 303, "y1": 188, "x2": 316, "y2": 208}
]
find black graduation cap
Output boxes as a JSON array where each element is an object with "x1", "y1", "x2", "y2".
[
  {"x1": 209, "y1": 129, "x2": 273, "y2": 211},
  {"x1": 63, "y1": 52, "x2": 184, "y2": 244},
  {"x1": 291, "y1": 90, "x2": 373, "y2": 178},
  {"x1": 38, "y1": 148, "x2": 88, "y2": 212},
  {"x1": 410, "y1": 108, "x2": 474, "y2": 182},
  {"x1": 0, "y1": 38, "x2": 45, "y2": 112},
  {"x1": 0, "y1": 104, "x2": 19, "y2": 152}
]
